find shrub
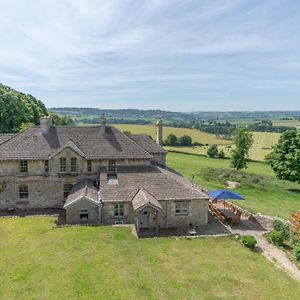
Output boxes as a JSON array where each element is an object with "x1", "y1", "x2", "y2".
[
  {"x1": 218, "y1": 150, "x2": 226, "y2": 159},
  {"x1": 267, "y1": 230, "x2": 285, "y2": 247},
  {"x1": 242, "y1": 235, "x2": 257, "y2": 249},
  {"x1": 294, "y1": 242, "x2": 300, "y2": 261},
  {"x1": 178, "y1": 135, "x2": 193, "y2": 146},
  {"x1": 273, "y1": 219, "x2": 290, "y2": 240},
  {"x1": 207, "y1": 144, "x2": 219, "y2": 158},
  {"x1": 164, "y1": 134, "x2": 178, "y2": 146}
]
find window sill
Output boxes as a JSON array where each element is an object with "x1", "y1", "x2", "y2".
[{"x1": 175, "y1": 213, "x2": 189, "y2": 216}]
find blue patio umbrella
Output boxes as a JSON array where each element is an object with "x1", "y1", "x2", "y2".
[
  {"x1": 208, "y1": 189, "x2": 244, "y2": 209},
  {"x1": 208, "y1": 189, "x2": 245, "y2": 201}
]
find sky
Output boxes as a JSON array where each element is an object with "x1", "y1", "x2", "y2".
[{"x1": 0, "y1": 0, "x2": 300, "y2": 112}]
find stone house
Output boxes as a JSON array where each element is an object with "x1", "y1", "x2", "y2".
[{"x1": 0, "y1": 116, "x2": 209, "y2": 231}]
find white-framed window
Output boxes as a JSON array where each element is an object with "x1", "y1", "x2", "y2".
[
  {"x1": 80, "y1": 209, "x2": 89, "y2": 221},
  {"x1": 60, "y1": 158, "x2": 66, "y2": 173},
  {"x1": 114, "y1": 204, "x2": 124, "y2": 217},
  {"x1": 175, "y1": 202, "x2": 189, "y2": 216},
  {"x1": 19, "y1": 185, "x2": 28, "y2": 199},
  {"x1": 20, "y1": 160, "x2": 28, "y2": 173},
  {"x1": 87, "y1": 160, "x2": 92, "y2": 172},
  {"x1": 70, "y1": 157, "x2": 77, "y2": 172}
]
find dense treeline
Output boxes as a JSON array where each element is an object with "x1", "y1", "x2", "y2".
[
  {"x1": 0, "y1": 83, "x2": 48, "y2": 133},
  {"x1": 169, "y1": 119, "x2": 294, "y2": 136},
  {"x1": 248, "y1": 120, "x2": 295, "y2": 133},
  {"x1": 0, "y1": 83, "x2": 74, "y2": 133}
]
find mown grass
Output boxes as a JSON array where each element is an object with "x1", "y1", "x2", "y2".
[
  {"x1": 0, "y1": 217, "x2": 300, "y2": 299},
  {"x1": 167, "y1": 152, "x2": 300, "y2": 219},
  {"x1": 115, "y1": 124, "x2": 280, "y2": 161}
]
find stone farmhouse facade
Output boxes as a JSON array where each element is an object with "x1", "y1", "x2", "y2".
[{"x1": 0, "y1": 116, "x2": 209, "y2": 231}]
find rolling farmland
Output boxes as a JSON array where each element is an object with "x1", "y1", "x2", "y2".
[{"x1": 114, "y1": 124, "x2": 280, "y2": 161}]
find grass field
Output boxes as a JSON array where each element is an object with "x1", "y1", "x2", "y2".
[
  {"x1": 167, "y1": 152, "x2": 300, "y2": 219},
  {"x1": 272, "y1": 119, "x2": 300, "y2": 128},
  {"x1": 115, "y1": 124, "x2": 280, "y2": 161},
  {"x1": 1, "y1": 217, "x2": 300, "y2": 299},
  {"x1": 115, "y1": 124, "x2": 232, "y2": 145}
]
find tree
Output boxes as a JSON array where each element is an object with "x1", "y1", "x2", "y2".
[
  {"x1": 49, "y1": 113, "x2": 74, "y2": 126},
  {"x1": 231, "y1": 128, "x2": 253, "y2": 170},
  {"x1": 178, "y1": 135, "x2": 192, "y2": 146},
  {"x1": 164, "y1": 134, "x2": 178, "y2": 146},
  {"x1": 207, "y1": 145, "x2": 218, "y2": 158},
  {"x1": 0, "y1": 83, "x2": 48, "y2": 133},
  {"x1": 267, "y1": 131, "x2": 300, "y2": 182}
]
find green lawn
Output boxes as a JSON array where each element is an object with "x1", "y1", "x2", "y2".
[
  {"x1": 0, "y1": 217, "x2": 300, "y2": 299},
  {"x1": 167, "y1": 152, "x2": 300, "y2": 219}
]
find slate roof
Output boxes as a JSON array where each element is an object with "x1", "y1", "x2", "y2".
[
  {"x1": 127, "y1": 134, "x2": 167, "y2": 154},
  {"x1": 64, "y1": 179, "x2": 98, "y2": 207},
  {"x1": 0, "y1": 134, "x2": 15, "y2": 144},
  {"x1": 132, "y1": 188, "x2": 162, "y2": 211},
  {"x1": 99, "y1": 165, "x2": 209, "y2": 203},
  {"x1": 0, "y1": 125, "x2": 152, "y2": 160}
]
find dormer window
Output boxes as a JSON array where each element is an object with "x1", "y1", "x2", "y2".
[
  {"x1": 60, "y1": 158, "x2": 66, "y2": 173},
  {"x1": 108, "y1": 160, "x2": 116, "y2": 173},
  {"x1": 71, "y1": 157, "x2": 77, "y2": 173},
  {"x1": 20, "y1": 160, "x2": 28, "y2": 173}
]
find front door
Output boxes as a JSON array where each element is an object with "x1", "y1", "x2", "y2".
[{"x1": 139, "y1": 211, "x2": 150, "y2": 228}]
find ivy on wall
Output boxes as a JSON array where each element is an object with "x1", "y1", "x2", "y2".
[{"x1": 0, "y1": 181, "x2": 7, "y2": 193}]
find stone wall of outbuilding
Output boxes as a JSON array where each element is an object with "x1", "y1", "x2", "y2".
[{"x1": 65, "y1": 197, "x2": 99, "y2": 224}]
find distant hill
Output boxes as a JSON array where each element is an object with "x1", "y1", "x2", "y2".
[{"x1": 49, "y1": 107, "x2": 300, "y2": 125}]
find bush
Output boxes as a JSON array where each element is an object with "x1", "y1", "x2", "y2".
[
  {"x1": 242, "y1": 235, "x2": 257, "y2": 249},
  {"x1": 267, "y1": 230, "x2": 285, "y2": 247},
  {"x1": 178, "y1": 135, "x2": 193, "y2": 146},
  {"x1": 164, "y1": 134, "x2": 178, "y2": 146},
  {"x1": 218, "y1": 150, "x2": 226, "y2": 159},
  {"x1": 207, "y1": 144, "x2": 219, "y2": 158},
  {"x1": 294, "y1": 242, "x2": 300, "y2": 261},
  {"x1": 273, "y1": 219, "x2": 290, "y2": 240}
]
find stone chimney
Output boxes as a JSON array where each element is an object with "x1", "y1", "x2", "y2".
[
  {"x1": 100, "y1": 113, "x2": 106, "y2": 134},
  {"x1": 40, "y1": 116, "x2": 53, "y2": 134},
  {"x1": 156, "y1": 118, "x2": 163, "y2": 146}
]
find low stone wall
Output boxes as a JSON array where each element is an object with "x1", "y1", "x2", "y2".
[{"x1": 229, "y1": 202, "x2": 290, "y2": 231}]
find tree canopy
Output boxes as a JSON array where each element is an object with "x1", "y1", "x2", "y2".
[
  {"x1": 0, "y1": 83, "x2": 48, "y2": 133},
  {"x1": 267, "y1": 130, "x2": 300, "y2": 182},
  {"x1": 231, "y1": 128, "x2": 253, "y2": 170}
]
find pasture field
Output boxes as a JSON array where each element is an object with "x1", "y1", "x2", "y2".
[
  {"x1": 114, "y1": 124, "x2": 231, "y2": 145},
  {"x1": 167, "y1": 152, "x2": 300, "y2": 219},
  {"x1": 0, "y1": 217, "x2": 300, "y2": 299},
  {"x1": 272, "y1": 119, "x2": 300, "y2": 128},
  {"x1": 115, "y1": 124, "x2": 280, "y2": 161}
]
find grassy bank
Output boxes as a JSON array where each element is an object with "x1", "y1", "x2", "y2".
[
  {"x1": 167, "y1": 152, "x2": 300, "y2": 219},
  {"x1": 0, "y1": 217, "x2": 300, "y2": 299}
]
